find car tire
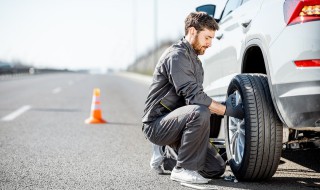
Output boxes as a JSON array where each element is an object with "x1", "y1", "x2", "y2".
[{"x1": 224, "y1": 74, "x2": 283, "y2": 181}]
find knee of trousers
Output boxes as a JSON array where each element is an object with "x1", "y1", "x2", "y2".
[{"x1": 192, "y1": 105, "x2": 211, "y2": 125}]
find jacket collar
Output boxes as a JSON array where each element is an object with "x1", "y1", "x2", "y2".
[{"x1": 181, "y1": 37, "x2": 198, "y2": 57}]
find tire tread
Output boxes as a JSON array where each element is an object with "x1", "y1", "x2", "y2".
[{"x1": 226, "y1": 74, "x2": 283, "y2": 181}]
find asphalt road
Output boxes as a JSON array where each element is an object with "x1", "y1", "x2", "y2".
[{"x1": 0, "y1": 72, "x2": 319, "y2": 190}]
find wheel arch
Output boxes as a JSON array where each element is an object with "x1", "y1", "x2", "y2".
[
  {"x1": 241, "y1": 45, "x2": 266, "y2": 75},
  {"x1": 241, "y1": 39, "x2": 284, "y2": 124}
]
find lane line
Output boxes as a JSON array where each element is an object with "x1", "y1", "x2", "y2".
[
  {"x1": 1, "y1": 105, "x2": 32, "y2": 121},
  {"x1": 52, "y1": 87, "x2": 61, "y2": 94}
]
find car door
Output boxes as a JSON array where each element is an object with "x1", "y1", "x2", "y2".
[
  {"x1": 203, "y1": 0, "x2": 243, "y2": 101},
  {"x1": 203, "y1": 0, "x2": 261, "y2": 101}
]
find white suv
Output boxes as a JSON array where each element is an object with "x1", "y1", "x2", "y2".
[{"x1": 197, "y1": 0, "x2": 320, "y2": 181}]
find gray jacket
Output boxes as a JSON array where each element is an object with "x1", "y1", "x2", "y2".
[{"x1": 142, "y1": 38, "x2": 212, "y2": 123}]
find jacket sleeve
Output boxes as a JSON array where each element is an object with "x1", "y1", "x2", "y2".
[{"x1": 167, "y1": 50, "x2": 212, "y2": 107}]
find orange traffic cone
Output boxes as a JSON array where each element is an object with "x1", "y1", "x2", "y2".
[{"x1": 85, "y1": 88, "x2": 107, "y2": 124}]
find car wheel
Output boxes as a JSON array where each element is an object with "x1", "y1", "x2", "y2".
[{"x1": 225, "y1": 74, "x2": 283, "y2": 181}]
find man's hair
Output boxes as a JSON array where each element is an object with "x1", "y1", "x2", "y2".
[{"x1": 184, "y1": 12, "x2": 219, "y2": 35}]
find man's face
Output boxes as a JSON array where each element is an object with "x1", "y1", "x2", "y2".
[{"x1": 191, "y1": 28, "x2": 215, "y2": 55}]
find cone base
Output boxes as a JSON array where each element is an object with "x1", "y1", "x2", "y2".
[{"x1": 85, "y1": 117, "x2": 107, "y2": 124}]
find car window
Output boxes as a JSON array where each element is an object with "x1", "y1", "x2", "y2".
[{"x1": 220, "y1": 0, "x2": 243, "y2": 20}]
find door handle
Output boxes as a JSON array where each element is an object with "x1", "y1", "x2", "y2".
[
  {"x1": 216, "y1": 33, "x2": 223, "y2": 40},
  {"x1": 241, "y1": 19, "x2": 252, "y2": 28}
]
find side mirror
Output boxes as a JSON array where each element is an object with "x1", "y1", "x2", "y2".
[
  {"x1": 196, "y1": 4, "x2": 216, "y2": 18},
  {"x1": 196, "y1": 4, "x2": 220, "y2": 23}
]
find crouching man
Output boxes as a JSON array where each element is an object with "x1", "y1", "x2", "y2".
[{"x1": 142, "y1": 12, "x2": 244, "y2": 184}]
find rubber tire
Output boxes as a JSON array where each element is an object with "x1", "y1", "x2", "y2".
[{"x1": 225, "y1": 74, "x2": 283, "y2": 181}]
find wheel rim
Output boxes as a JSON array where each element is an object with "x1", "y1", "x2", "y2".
[{"x1": 228, "y1": 91, "x2": 245, "y2": 164}]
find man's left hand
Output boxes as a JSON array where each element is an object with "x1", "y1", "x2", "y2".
[{"x1": 224, "y1": 94, "x2": 245, "y2": 120}]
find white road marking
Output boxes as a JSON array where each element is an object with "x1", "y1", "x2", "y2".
[
  {"x1": 1, "y1": 105, "x2": 32, "y2": 121},
  {"x1": 52, "y1": 87, "x2": 61, "y2": 94},
  {"x1": 180, "y1": 182, "x2": 217, "y2": 190}
]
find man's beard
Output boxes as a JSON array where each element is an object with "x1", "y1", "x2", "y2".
[{"x1": 192, "y1": 34, "x2": 208, "y2": 55}]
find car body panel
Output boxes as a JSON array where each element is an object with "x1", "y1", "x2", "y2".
[{"x1": 201, "y1": 0, "x2": 320, "y2": 128}]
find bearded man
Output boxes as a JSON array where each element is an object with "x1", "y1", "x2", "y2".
[{"x1": 142, "y1": 12, "x2": 244, "y2": 184}]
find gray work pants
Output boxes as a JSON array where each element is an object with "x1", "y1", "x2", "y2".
[{"x1": 143, "y1": 105, "x2": 225, "y2": 178}]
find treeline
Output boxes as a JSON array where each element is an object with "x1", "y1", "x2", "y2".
[{"x1": 127, "y1": 40, "x2": 175, "y2": 76}]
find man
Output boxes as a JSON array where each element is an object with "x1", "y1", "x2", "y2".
[{"x1": 142, "y1": 12, "x2": 244, "y2": 184}]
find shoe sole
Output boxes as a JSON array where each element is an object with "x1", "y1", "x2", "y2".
[{"x1": 170, "y1": 176, "x2": 209, "y2": 184}]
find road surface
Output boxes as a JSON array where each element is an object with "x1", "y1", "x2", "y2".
[{"x1": 0, "y1": 72, "x2": 319, "y2": 189}]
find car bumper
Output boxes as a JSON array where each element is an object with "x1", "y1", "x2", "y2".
[
  {"x1": 274, "y1": 81, "x2": 320, "y2": 128},
  {"x1": 269, "y1": 21, "x2": 320, "y2": 128}
]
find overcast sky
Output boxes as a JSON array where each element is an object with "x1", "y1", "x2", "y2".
[{"x1": 0, "y1": 0, "x2": 225, "y2": 71}]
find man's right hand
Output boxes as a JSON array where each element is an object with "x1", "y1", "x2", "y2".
[{"x1": 224, "y1": 94, "x2": 245, "y2": 120}]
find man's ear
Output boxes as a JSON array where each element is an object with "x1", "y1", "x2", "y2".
[
  {"x1": 187, "y1": 27, "x2": 197, "y2": 36},
  {"x1": 189, "y1": 27, "x2": 197, "y2": 36}
]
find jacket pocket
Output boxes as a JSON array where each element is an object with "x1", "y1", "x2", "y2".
[{"x1": 160, "y1": 94, "x2": 185, "y2": 112}]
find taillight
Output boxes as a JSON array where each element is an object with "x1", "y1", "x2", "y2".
[
  {"x1": 294, "y1": 59, "x2": 320, "y2": 67},
  {"x1": 284, "y1": 0, "x2": 320, "y2": 25}
]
